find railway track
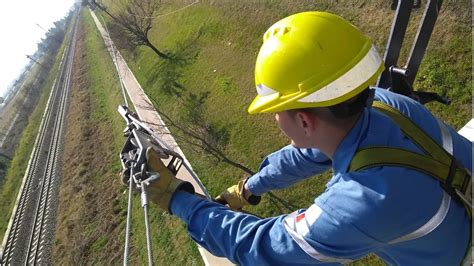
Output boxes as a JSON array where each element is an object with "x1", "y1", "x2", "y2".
[{"x1": 0, "y1": 11, "x2": 79, "y2": 265}]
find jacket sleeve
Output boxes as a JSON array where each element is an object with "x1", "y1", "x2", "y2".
[
  {"x1": 245, "y1": 145, "x2": 331, "y2": 196},
  {"x1": 171, "y1": 191, "x2": 374, "y2": 265}
]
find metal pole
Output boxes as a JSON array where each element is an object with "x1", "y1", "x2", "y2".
[
  {"x1": 142, "y1": 190, "x2": 154, "y2": 266},
  {"x1": 123, "y1": 165, "x2": 134, "y2": 266},
  {"x1": 405, "y1": 0, "x2": 443, "y2": 85},
  {"x1": 377, "y1": 0, "x2": 414, "y2": 89}
]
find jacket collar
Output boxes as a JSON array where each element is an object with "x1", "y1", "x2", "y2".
[{"x1": 331, "y1": 107, "x2": 370, "y2": 174}]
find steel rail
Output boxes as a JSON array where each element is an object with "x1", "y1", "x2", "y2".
[
  {"x1": 0, "y1": 44, "x2": 67, "y2": 264},
  {"x1": 26, "y1": 14, "x2": 79, "y2": 264},
  {"x1": 0, "y1": 11, "x2": 79, "y2": 265}
]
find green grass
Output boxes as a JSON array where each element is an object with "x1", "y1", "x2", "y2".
[
  {"x1": 79, "y1": 6, "x2": 126, "y2": 250},
  {"x1": 0, "y1": 59, "x2": 43, "y2": 184},
  {"x1": 416, "y1": 29, "x2": 472, "y2": 128},
  {"x1": 0, "y1": 20, "x2": 73, "y2": 240},
  {"x1": 81, "y1": 9, "x2": 202, "y2": 264},
  {"x1": 97, "y1": 0, "x2": 471, "y2": 264}
]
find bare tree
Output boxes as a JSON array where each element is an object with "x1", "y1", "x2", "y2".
[
  {"x1": 147, "y1": 95, "x2": 255, "y2": 175},
  {"x1": 92, "y1": 0, "x2": 171, "y2": 59},
  {"x1": 147, "y1": 97, "x2": 299, "y2": 211}
]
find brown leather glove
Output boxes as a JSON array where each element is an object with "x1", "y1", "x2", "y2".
[
  {"x1": 215, "y1": 179, "x2": 261, "y2": 210},
  {"x1": 145, "y1": 147, "x2": 194, "y2": 212}
]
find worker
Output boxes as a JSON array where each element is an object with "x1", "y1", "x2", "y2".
[{"x1": 139, "y1": 11, "x2": 472, "y2": 265}]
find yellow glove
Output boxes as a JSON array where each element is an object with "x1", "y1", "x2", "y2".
[
  {"x1": 215, "y1": 179, "x2": 261, "y2": 210},
  {"x1": 145, "y1": 147, "x2": 194, "y2": 212}
]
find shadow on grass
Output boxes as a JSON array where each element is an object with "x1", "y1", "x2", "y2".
[{"x1": 144, "y1": 29, "x2": 203, "y2": 96}]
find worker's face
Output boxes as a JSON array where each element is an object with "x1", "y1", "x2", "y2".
[{"x1": 275, "y1": 111, "x2": 316, "y2": 148}]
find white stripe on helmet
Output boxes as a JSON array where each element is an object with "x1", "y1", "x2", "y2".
[
  {"x1": 256, "y1": 83, "x2": 278, "y2": 96},
  {"x1": 298, "y1": 45, "x2": 382, "y2": 103}
]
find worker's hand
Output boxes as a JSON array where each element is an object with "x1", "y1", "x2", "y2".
[
  {"x1": 215, "y1": 179, "x2": 261, "y2": 210},
  {"x1": 144, "y1": 147, "x2": 194, "y2": 212}
]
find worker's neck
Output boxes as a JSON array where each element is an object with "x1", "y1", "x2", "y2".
[{"x1": 316, "y1": 114, "x2": 362, "y2": 159}]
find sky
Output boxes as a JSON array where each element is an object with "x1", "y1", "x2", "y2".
[{"x1": 0, "y1": 0, "x2": 76, "y2": 97}]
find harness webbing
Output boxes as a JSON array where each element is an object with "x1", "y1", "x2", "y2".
[
  {"x1": 349, "y1": 101, "x2": 472, "y2": 218},
  {"x1": 351, "y1": 147, "x2": 469, "y2": 191},
  {"x1": 371, "y1": 102, "x2": 450, "y2": 161}
]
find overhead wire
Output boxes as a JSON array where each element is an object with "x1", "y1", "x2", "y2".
[
  {"x1": 97, "y1": 13, "x2": 129, "y2": 107},
  {"x1": 92, "y1": 10, "x2": 134, "y2": 264},
  {"x1": 124, "y1": 0, "x2": 200, "y2": 19},
  {"x1": 93, "y1": 2, "x2": 202, "y2": 262}
]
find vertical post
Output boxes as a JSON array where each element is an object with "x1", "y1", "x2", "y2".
[
  {"x1": 405, "y1": 0, "x2": 443, "y2": 85},
  {"x1": 124, "y1": 166, "x2": 134, "y2": 266},
  {"x1": 377, "y1": 0, "x2": 415, "y2": 89},
  {"x1": 141, "y1": 188, "x2": 154, "y2": 266}
]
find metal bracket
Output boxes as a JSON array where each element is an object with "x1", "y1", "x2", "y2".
[{"x1": 378, "y1": 0, "x2": 449, "y2": 105}]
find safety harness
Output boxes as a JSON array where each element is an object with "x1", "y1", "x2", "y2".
[
  {"x1": 283, "y1": 101, "x2": 472, "y2": 263},
  {"x1": 349, "y1": 101, "x2": 473, "y2": 219}
]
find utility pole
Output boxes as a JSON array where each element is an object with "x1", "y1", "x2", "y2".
[
  {"x1": 26, "y1": 55, "x2": 44, "y2": 67},
  {"x1": 35, "y1": 23, "x2": 63, "y2": 44}
]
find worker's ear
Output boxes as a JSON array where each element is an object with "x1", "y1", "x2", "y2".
[{"x1": 295, "y1": 111, "x2": 318, "y2": 136}]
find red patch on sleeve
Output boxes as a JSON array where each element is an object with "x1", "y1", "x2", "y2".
[{"x1": 296, "y1": 212, "x2": 305, "y2": 223}]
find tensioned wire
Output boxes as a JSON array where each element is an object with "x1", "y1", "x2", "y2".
[
  {"x1": 97, "y1": 13, "x2": 129, "y2": 107},
  {"x1": 123, "y1": 0, "x2": 200, "y2": 19}
]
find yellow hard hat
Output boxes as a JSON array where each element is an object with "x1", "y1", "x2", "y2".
[{"x1": 248, "y1": 11, "x2": 384, "y2": 114}]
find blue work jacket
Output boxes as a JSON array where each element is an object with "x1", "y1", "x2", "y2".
[{"x1": 171, "y1": 88, "x2": 472, "y2": 265}]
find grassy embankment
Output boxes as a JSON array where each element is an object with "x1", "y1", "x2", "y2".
[
  {"x1": 52, "y1": 9, "x2": 125, "y2": 264},
  {"x1": 0, "y1": 63, "x2": 41, "y2": 135},
  {"x1": 0, "y1": 18, "x2": 74, "y2": 240},
  {"x1": 53, "y1": 9, "x2": 199, "y2": 265},
  {"x1": 0, "y1": 62, "x2": 42, "y2": 181},
  {"x1": 87, "y1": 0, "x2": 470, "y2": 264}
]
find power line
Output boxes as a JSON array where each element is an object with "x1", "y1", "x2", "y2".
[
  {"x1": 26, "y1": 55, "x2": 44, "y2": 67},
  {"x1": 35, "y1": 23, "x2": 48, "y2": 33},
  {"x1": 35, "y1": 23, "x2": 63, "y2": 44},
  {"x1": 125, "y1": 0, "x2": 200, "y2": 19}
]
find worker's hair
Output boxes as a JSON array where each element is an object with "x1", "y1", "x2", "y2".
[{"x1": 289, "y1": 88, "x2": 372, "y2": 123}]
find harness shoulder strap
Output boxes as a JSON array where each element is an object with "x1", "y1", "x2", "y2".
[
  {"x1": 349, "y1": 101, "x2": 472, "y2": 219},
  {"x1": 371, "y1": 101, "x2": 451, "y2": 161},
  {"x1": 351, "y1": 147, "x2": 450, "y2": 183}
]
